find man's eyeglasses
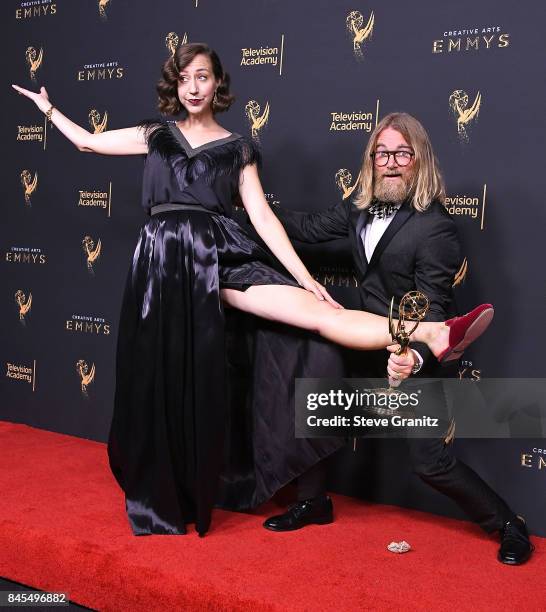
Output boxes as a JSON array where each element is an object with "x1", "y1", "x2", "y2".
[{"x1": 371, "y1": 150, "x2": 415, "y2": 167}]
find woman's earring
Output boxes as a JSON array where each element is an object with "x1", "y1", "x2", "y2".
[{"x1": 212, "y1": 90, "x2": 218, "y2": 109}]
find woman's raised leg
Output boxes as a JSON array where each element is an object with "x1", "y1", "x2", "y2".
[{"x1": 221, "y1": 285, "x2": 447, "y2": 354}]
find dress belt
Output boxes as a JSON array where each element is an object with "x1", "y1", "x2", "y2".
[{"x1": 150, "y1": 203, "x2": 218, "y2": 216}]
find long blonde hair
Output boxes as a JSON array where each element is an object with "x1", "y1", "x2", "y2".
[{"x1": 353, "y1": 113, "x2": 445, "y2": 212}]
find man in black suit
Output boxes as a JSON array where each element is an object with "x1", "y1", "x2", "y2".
[{"x1": 264, "y1": 113, "x2": 532, "y2": 565}]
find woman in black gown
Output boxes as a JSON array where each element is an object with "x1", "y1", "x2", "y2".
[{"x1": 12, "y1": 43, "x2": 491, "y2": 537}]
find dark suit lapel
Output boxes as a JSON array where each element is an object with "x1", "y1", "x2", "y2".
[
  {"x1": 353, "y1": 208, "x2": 369, "y2": 275},
  {"x1": 367, "y1": 202, "x2": 414, "y2": 270}
]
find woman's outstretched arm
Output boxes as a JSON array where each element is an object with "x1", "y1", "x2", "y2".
[
  {"x1": 238, "y1": 162, "x2": 342, "y2": 308},
  {"x1": 11, "y1": 84, "x2": 147, "y2": 155}
]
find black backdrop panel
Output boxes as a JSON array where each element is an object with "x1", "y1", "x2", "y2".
[{"x1": 2, "y1": 1, "x2": 545, "y2": 536}]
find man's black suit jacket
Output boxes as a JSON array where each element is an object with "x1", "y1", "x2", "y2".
[{"x1": 275, "y1": 198, "x2": 462, "y2": 375}]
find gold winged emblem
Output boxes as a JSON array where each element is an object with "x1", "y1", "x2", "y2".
[
  {"x1": 449, "y1": 90, "x2": 481, "y2": 141},
  {"x1": 453, "y1": 257, "x2": 468, "y2": 287},
  {"x1": 165, "y1": 32, "x2": 179, "y2": 56},
  {"x1": 335, "y1": 168, "x2": 361, "y2": 200},
  {"x1": 346, "y1": 11, "x2": 374, "y2": 59},
  {"x1": 82, "y1": 236, "x2": 102, "y2": 271},
  {"x1": 165, "y1": 32, "x2": 188, "y2": 56},
  {"x1": 245, "y1": 100, "x2": 270, "y2": 141},
  {"x1": 89, "y1": 109, "x2": 108, "y2": 134},
  {"x1": 76, "y1": 360, "x2": 95, "y2": 395},
  {"x1": 98, "y1": 0, "x2": 110, "y2": 19},
  {"x1": 20, "y1": 170, "x2": 38, "y2": 205},
  {"x1": 25, "y1": 47, "x2": 43, "y2": 81},
  {"x1": 15, "y1": 290, "x2": 32, "y2": 321}
]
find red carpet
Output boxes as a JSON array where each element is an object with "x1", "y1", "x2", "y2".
[{"x1": 0, "y1": 420, "x2": 543, "y2": 611}]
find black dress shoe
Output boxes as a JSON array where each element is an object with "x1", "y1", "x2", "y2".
[
  {"x1": 263, "y1": 496, "x2": 334, "y2": 532},
  {"x1": 498, "y1": 516, "x2": 534, "y2": 565}
]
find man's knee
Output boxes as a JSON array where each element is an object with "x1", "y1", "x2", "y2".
[
  {"x1": 409, "y1": 438, "x2": 457, "y2": 481},
  {"x1": 413, "y1": 456, "x2": 456, "y2": 482}
]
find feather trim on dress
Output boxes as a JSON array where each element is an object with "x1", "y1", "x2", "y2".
[{"x1": 137, "y1": 119, "x2": 261, "y2": 186}]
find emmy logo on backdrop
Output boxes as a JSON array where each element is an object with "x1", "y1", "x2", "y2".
[
  {"x1": 246, "y1": 100, "x2": 270, "y2": 142},
  {"x1": 335, "y1": 168, "x2": 361, "y2": 200},
  {"x1": 98, "y1": 0, "x2": 110, "y2": 19},
  {"x1": 453, "y1": 257, "x2": 468, "y2": 287},
  {"x1": 82, "y1": 236, "x2": 102, "y2": 274},
  {"x1": 89, "y1": 110, "x2": 108, "y2": 134},
  {"x1": 346, "y1": 10, "x2": 374, "y2": 59},
  {"x1": 449, "y1": 90, "x2": 481, "y2": 141},
  {"x1": 20, "y1": 170, "x2": 38, "y2": 206},
  {"x1": 76, "y1": 360, "x2": 95, "y2": 397},
  {"x1": 165, "y1": 32, "x2": 187, "y2": 56},
  {"x1": 25, "y1": 47, "x2": 43, "y2": 81},
  {"x1": 15, "y1": 290, "x2": 32, "y2": 324}
]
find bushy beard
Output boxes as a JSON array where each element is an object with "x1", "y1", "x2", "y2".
[{"x1": 373, "y1": 170, "x2": 415, "y2": 205}]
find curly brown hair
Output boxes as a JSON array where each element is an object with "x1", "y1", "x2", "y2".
[{"x1": 157, "y1": 42, "x2": 234, "y2": 116}]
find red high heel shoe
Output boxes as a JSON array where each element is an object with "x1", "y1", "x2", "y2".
[{"x1": 437, "y1": 304, "x2": 494, "y2": 363}]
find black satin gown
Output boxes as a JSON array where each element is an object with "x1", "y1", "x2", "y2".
[{"x1": 107, "y1": 120, "x2": 344, "y2": 536}]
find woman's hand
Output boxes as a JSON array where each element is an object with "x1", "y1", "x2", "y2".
[
  {"x1": 12, "y1": 84, "x2": 52, "y2": 113},
  {"x1": 298, "y1": 275, "x2": 343, "y2": 309}
]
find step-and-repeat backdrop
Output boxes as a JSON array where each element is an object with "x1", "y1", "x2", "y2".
[{"x1": 3, "y1": 1, "x2": 545, "y2": 535}]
